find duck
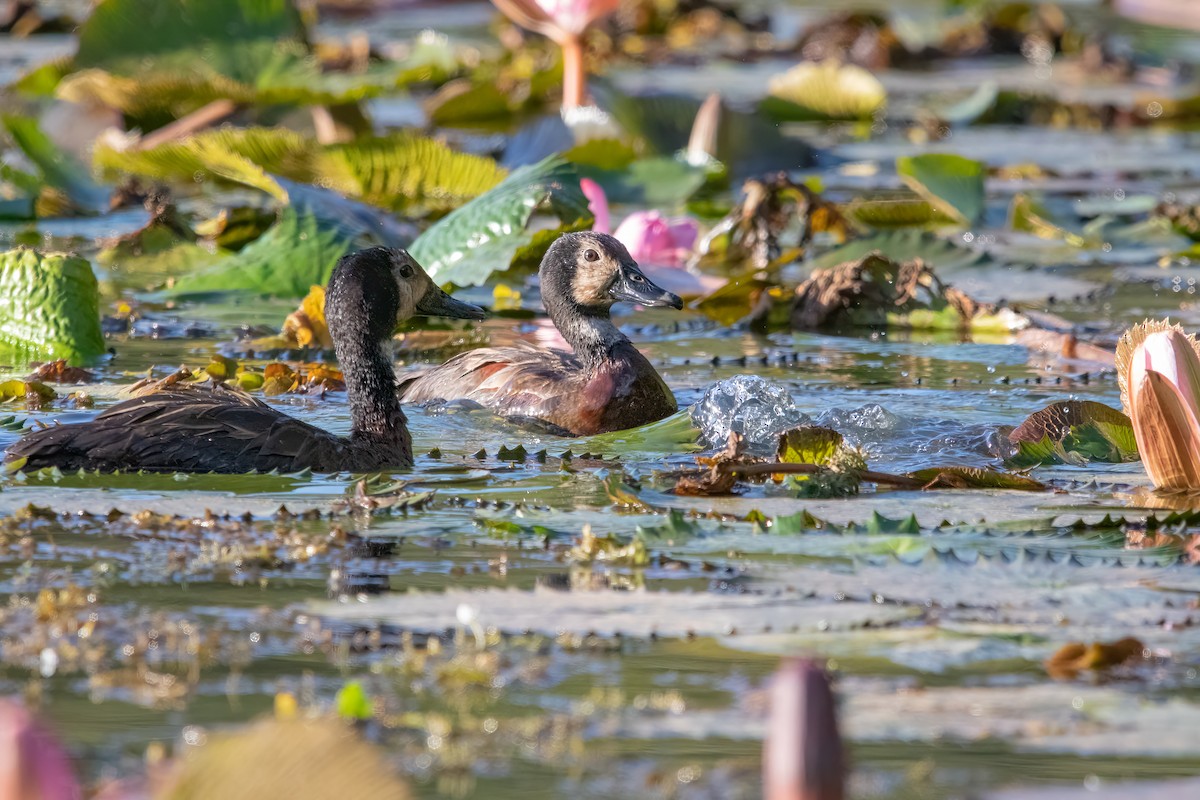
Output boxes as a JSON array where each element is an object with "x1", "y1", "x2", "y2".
[
  {"x1": 4, "y1": 248, "x2": 486, "y2": 474},
  {"x1": 398, "y1": 231, "x2": 683, "y2": 436}
]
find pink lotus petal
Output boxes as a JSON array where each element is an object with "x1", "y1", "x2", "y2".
[
  {"x1": 580, "y1": 178, "x2": 610, "y2": 234},
  {"x1": 1134, "y1": 330, "x2": 1200, "y2": 414},
  {"x1": 533, "y1": 0, "x2": 619, "y2": 35},
  {"x1": 613, "y1": 211, "x2": 699, "y2": 268},
  {"x1": 0, "y1": 700, "x2": 82, "y2": 800}
]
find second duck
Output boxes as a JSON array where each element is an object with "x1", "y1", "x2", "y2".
[{"x1": 399, "y1": 232, "x2": 682, "y2": 435}]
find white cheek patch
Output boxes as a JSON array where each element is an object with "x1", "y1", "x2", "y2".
[{"x1": 572, "y1": 266, "x2": 612, "y2": 306}]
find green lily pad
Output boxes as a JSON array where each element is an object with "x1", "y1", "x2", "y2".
[
  {"x1": 896, "y1": 153, "x2": 986, "y2": 227},
  {"x1": 410, "y1": 156, "x2": 592, "y2": 287},
  {"x1": 762, "y1": 60, "x2": 886, "y2": 121},
  {"x1": 1008, "y1": 400, "x2": 1139, "y2": 467},
  {"x1": 2, "y1": 115, "x2": 111, "y2": 214},
  {"x1": 166, "y1": 208, "x2": 353, "y2": 298},
  {"x1": 0, "y1": 248, "x2": 107, "y2": 365},
  {"x1": 576, "y1": 157, "x2": 708, "y2": 207}
]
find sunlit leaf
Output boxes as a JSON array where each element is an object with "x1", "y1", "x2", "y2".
[
  {"x1": 762, "y1": 60, "x2": 886, "y2": 121},
  {"x1": 1008, "y1": 400, "x2": 1139, "y2": 467},
  {"x1": 896, "y1": 153, "x2": 985, "y2": 226},
  {"x1": 166, "y1": 208, "x2": 353, "y2": 298},
  {"x1": 316, "y1": 133, "x2": 508, "y2": 215},
  {"x1": 410, "y1": 156, "x2": 592, "y2": 287},
  {"x1": 778, "y1": 426, "x2": 843, "y2": 466}
]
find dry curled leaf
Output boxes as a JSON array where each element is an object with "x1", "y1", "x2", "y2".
[
  {"x1": 791, "y1": 251, "x2": 1025, "y2": 332},
  {"x1": 281, "y1": 285, "x2": 332, "y2": 349},
  {"x1": 1045, "y1": 637, "x2": 1146, "y2": 680},
  {"x1": 27, "y1": 359, "x2": 94, "y2": 383},
  {"x1": 127, "y1": 368, "x2": 194, "y2": 398}
]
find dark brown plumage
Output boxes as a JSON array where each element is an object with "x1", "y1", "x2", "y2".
[
  {"x1": 398, "y1": 232, "x2": 682, "y2": 436},
  {"x1": 4, "y1": 248, "x2": 485, "y2": 474}
]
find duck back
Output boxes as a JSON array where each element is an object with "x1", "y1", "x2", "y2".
[{"x1": 5, "y1": 384, "x2": 411, "y2": 474}]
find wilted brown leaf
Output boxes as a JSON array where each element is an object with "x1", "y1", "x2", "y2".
[
  {"x1": 27, "y1": 359, "x2": 94, "y2": 383},
  {"x1": 281, "y1": 285, "x2": 332, "y2": 349},
  {"x1": 1045, "y1": 637, "x2": 1146, "y2": 680}
]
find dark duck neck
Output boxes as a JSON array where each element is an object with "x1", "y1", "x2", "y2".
[
  {"x1": 325, "y1": 255, "x2": 410, "y2": 455},
  {"x1": 541, "y1": 265, "x2": 629, "y2": 370}
]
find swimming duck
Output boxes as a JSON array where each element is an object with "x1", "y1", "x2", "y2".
[
  {"x1": 4, "y1": 248, "x2": 486, "y2": 474},
  {"x1": 398, "y1": 231, "x2": 682, "y2": 436}
]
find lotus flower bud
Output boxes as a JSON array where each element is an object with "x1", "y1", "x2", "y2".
[
  {"x1": 763, "y1": 659, "x2": 845, "y2": 800},
  {"x1": 1125, "y1": 328, "x2": 1200, "y2": 490}
]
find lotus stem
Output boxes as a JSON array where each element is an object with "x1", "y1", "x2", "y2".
[
  {"x1": 133, "y1": 99, "x2": 238, "y2": 151},
  {"x1": 560, "y1": 34, "x2": 586, "y2": 110}
]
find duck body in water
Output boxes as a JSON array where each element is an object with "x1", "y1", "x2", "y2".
[
  {"x1": 399, "y1": 232, "x2": 682, "y2": 436},
  {"x1": 4, "y1": 248, "x2": 486, "y2": 474}
]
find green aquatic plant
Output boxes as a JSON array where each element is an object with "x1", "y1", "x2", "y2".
[
  {"x1": 0, "y1": 248, "x2": 106, "y2": 365},
  {"x1": 410, "y1": 155, "x2": 593, "y2": 287}
]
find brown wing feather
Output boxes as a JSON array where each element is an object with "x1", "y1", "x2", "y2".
[
  {"x1": 5, "y1": 383, "x2": 359, "y2": 473},
  {"x1": 399, "y1": 344, "x2": 583, "y2": 424}
]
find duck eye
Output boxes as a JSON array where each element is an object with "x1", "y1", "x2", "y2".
[
  {"x1": 584, "y1": 248, "x2": 600, "y2": 262},
  {"x1": 631, "y1": 273, "x2": 645, "y2": 282},
  {"x1": 398, "y1": 264, "x2": 414, "y2": 278}
]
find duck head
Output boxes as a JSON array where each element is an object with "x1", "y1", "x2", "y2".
[
  {"x1": 541, "y1": 231, "x2": 684, "y2": 314},
  {"x1": 326, "y1": 247, "x2": 487, "y2": 344}
]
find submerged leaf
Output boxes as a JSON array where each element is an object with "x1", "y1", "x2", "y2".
[
  {"x1": 906, "y1": 467, "x2": 1046, "y2": 491},
  {"x1": 409, "y1": 156, "x2": 592, "y2": 287},
  {"x1": 0, "y1": 248, "x2": 107, "y2": 364},
  {"x1": 896, "y1": 153, "x2": 985, "y2": 226}
]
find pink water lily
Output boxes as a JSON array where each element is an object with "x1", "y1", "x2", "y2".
[
  {"x1": 1120, "y1": 323, "x2": 1200, "y2": 491},
  {"x1": 763, "y1": 660, "x2": 845, "y2": 800},
  {"x1": 491, "y1": 0, "x2": 619, "y2": 109},
  {"x1": 613, "y1": 211, "x2": 699, "y2": 268}
]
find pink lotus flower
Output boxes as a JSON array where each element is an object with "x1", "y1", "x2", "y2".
[
  {"x1": 613, "y1": 211, "x2": 698, "y2": 268},
  {"x1": 490, "y1": 0, "x2": 619, "y2": 109},
  {"x1": 763, "y1": 660, "x2": 845, "y2": 800},
  {"x1": 1119, "y1": 322, "x2": 1200, "y2": 490},
  {"x1": 0, "y1": 700, "x2": 82, "y2": 800}
]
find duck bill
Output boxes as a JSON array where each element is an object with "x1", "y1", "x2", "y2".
[
  {"x1": 609, "y1": 264, "x2": 684, "y2": 309},
  {"x1": 415, "y1": 285, "x2": 488, "y2": 321}
]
